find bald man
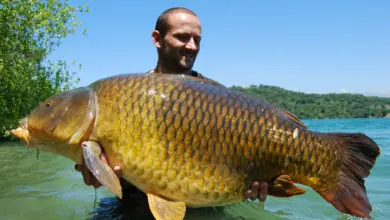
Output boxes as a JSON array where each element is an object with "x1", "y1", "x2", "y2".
[{"x1": 75, "y1": 7, "x2": 268, "y2": 208}]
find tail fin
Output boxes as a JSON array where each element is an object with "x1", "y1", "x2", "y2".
[{"x1": 317, "y1": 133, "x2": 380, "y2": 219}]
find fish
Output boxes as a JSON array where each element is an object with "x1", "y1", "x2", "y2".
[{"x1": 11, "y1": 73, "x2": 380, "y2": 219}]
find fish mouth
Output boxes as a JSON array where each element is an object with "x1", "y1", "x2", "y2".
[{"x1": 11, "y1": 118, "x2": 31, "y2": 147}]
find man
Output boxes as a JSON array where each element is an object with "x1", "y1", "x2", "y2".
[
  {"x1": 75, "y1": 7, "x2": 267, "y2": 210},
  {"x1": 148, "y1": 7, "x2": 223, "y2": 87}
]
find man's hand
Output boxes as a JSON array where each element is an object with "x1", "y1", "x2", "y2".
[
  {"x1": 244, "y1": 180, "x2": 268, "y2": 202},
  {"x1": 74, "y1": 152, "x2": 122, "y2": 188}
]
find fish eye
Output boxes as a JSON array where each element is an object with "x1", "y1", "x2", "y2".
[{"x1": 45, "y1": 100, "x2": 54, "y2": 108}]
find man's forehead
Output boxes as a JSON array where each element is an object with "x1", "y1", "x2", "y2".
[{"x1": 166, "y1": 11, "x2": 201, "y2": 32}]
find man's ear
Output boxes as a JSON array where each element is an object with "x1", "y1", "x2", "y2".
[{"x1": 152, "y1": 30, "x2": 161, "y2": 48}]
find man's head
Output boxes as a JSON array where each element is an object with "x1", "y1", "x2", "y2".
[{"x1": 152, "y1": 7, "x2": 201, "y2": 73}]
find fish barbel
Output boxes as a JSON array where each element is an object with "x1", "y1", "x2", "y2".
[{"x1": 11, "y1": 73, "x2": 380, "y2": 219}]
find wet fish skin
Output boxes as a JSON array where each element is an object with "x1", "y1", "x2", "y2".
[
  {"x1": 12, "y1": 73, "x2": 380, "y2": 219},
  {"x1": 89, "y1": 74, "x2": 332, "y2": 203}
]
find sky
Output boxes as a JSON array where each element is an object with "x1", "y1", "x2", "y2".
[{"x1": 51, "y1": 0, "x2": 390, "y2": 97}]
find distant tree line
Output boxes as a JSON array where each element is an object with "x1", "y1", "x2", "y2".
[{"x1": 231, "y1": 85, "x2": 390, "y2": 119}]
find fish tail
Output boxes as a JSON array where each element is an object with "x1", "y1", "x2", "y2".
[{"x1": 316, "y1": 133, "x2": 380, "y2": 218}]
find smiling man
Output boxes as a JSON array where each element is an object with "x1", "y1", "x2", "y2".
[
  {"x1": 149, "y1": 7, "x2": 223, "y2": 86},
  {"x1": 76, "y1": 7, "x2": 268, "y2": 214},
  {"x1": 152, "y1": 8, "x2": 201, "y2": 74}
]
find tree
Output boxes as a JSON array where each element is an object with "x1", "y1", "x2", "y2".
[
  {"x1": 0, "y1": 0, "x2": 88, "y2": 138},
  {"x1": 230, "y1": 84, "x2": 390, "y2": 119}
]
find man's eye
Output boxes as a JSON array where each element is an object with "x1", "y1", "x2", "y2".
[
  {"x1": 194, "y1": 37, "x2": 201, "y2": 44},
  {"x1": 175, "y1": 34, "x2": 190, "y2": 42}
]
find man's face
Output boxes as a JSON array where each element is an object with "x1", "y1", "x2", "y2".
[{"x1": 159, "y1": 12, "x2": 201, "y2": 72}]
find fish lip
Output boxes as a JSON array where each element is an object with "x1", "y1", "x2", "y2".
[{"x1": 11, "y1": 118, "x2": 31, "y2": 147}]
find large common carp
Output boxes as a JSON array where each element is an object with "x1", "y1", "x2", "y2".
[{"x1": 12, "y1": 73, "x2": 380, "y2": 219}]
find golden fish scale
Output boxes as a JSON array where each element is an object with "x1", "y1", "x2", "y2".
[{"x1": 90, "y1": 74, "x2": 342, "y2": 206}]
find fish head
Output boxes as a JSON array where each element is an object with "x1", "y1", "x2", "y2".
[{"x1": 11, "y1": 87, "x2": 96, "y2": 162}]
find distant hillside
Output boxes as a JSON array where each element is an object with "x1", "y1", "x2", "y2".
[{"x1": 230, "y1": 85, "x2": 390, "y2": 119}]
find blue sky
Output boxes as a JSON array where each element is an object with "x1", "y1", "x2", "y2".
[{"x1": 52, "y1": 0, "x2": 390, "y2": 97}]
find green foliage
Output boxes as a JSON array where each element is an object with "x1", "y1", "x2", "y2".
[
  {"x1": 231, "y1": 85, "x2": 390, "y2": 119},
  {"x1": 0, "y1": 0, "x2": 87, "y2": 138}
]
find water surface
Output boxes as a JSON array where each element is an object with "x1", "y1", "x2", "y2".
[{"x1": 1, "y1": 118, "x2": 389, "y2": 219}]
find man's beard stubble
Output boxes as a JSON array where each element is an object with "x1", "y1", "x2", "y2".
[{"x1": 160, "y1": 46, "x2": 196, "y2": 73}]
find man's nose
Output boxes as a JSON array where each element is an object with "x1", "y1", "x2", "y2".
[{"x1": 185, "y1": 38, "x2": 198, "y2": 51}]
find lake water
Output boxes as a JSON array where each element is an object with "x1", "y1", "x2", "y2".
[{"x1": 1, "y1": 118, "x2": 389, "y2": 220}]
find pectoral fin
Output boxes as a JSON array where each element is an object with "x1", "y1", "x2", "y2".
[
  {"x1": 268, "y1": 175, "x2": 306, "y2": 197},
  {"x1": 147, "y1": 193, "x2": 186, "y2": 220},
  {"x1": 81, "y1": 141, "x2": 122, "y2": 199}
]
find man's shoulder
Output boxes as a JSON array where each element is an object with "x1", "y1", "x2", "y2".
[
  {"x1": 191, "y1": 71, "x2": 225, "y2": 88},
  {"x1": 145, "y1": 69, "x2": 225, "y2": 88}
]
